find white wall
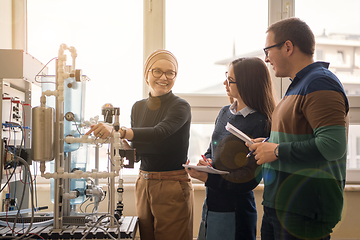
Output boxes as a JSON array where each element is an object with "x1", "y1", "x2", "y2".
[{"x1": 0, "y1": 0, "x2": 12, "y2": 48}]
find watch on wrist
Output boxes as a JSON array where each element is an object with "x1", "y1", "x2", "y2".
[
  {"x1": 120, "y1": 126, "x2": 127, "y2": 139},
  {"x1": 274, "y1": 145, "x2": 279, "y2": 158}
]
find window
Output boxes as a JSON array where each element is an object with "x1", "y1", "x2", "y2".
[
  {"x1": 348, "y1": 127, "x2": 360, "y2": 169},
  {"x1": 316, "y1": 49, "x2": 323, "y2": 61},
  {"x1": 28, "y1": 0, "x2": 143, "y2": 126},
  {"x1": 165, "y1": 0, "x2": 268, "y2": 94},
  {"x1": 337, "y1": 50, "x2": 345, "y2": 64},
  {"x1": 165, "y1": 0, "x2": 268, "y2": 163},
  {"x1": 295, "y1": 0, "x2": 360, "y2": 180},
  {"x1": 189, "y1": 124, "x2": 214, "y2": 163}
]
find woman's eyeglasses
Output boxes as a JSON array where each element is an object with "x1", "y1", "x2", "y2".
[
  {"x1": 225, "y1": 71, "x2": 236, "y2": 86},
  {"x1": 149, "y1": 69, "x2": 177, "y2": 80}
]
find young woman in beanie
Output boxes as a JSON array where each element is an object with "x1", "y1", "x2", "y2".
[{"x1": 87, "y1": 49, "x2": 193, "y2": 240}]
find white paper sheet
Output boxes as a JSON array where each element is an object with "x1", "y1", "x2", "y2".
[
  {"x1": 182, "y1": 164, "x2": 229, "y2": 174},
  {"x1": 225, "y1": 122, "x2": 253, "y2": 145}
]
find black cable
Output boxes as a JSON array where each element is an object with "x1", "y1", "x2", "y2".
[
  {"x1": 1, "y1": 156, "x2": 35, "y2": 240},
  {"x1": 0, "y1": 163, "x2": 17, "y2": 192},
  {"x1": 12, "y1": 158, "x2": 28, "y2": 236},
  {"x1": 0, "y1": 121, "x2": 25, "y2": 193}
]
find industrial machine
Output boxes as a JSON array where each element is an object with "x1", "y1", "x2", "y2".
[{"x1": 0, "y1": 45, "x2": 137, "y2": 239}]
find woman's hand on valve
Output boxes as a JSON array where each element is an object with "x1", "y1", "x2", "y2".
[{"x1": 85, "y1": 122, "x2": 113, "y2": 139}]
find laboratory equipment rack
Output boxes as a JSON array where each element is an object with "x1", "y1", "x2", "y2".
[{"x1": 0, "y1": 215, "x2": 138, "y2": 239}]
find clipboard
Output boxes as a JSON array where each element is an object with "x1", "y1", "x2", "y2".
[{"x1": 182, "y1": 164, "x2": 229, "y2": 174}]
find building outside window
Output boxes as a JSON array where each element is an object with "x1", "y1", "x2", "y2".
[{"x1": 296, "y1": 0, "x2": 360, "y2": 174}]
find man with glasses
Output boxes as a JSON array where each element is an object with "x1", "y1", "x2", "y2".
[{"x1": 247, "y1": 18, "x2": 349, "y2": 239}]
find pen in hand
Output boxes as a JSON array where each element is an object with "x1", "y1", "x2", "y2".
[
  {"x1": 246, "y1": 137, "x2": 270, "y2": 158},
  {"x1": 201, "y1": 155, "x2": 212, "y2": 167}
]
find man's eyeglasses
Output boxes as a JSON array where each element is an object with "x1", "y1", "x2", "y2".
[
  {"x1": 149, "y1": 69, "x2": 177, "y2": 80},
  {"x1": 263, "y1": 41, "x2": 286, "y2": 58},
  {"x1": 225, "y1": 72, "x2": 236, "y2": 86}
]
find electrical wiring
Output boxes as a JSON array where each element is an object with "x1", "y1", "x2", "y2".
[
  {"x1": 85, "y1": 214, "x2": 119, "y2": 240},
  {"x1": 1, "y1": 157, "x2": 35, "y2": 240},
  {"x1": 0, "y1": 207, "x2": 47, "y2": 217},
  {"x1": 22, "y1": 223, "x2": 51, "y2": 240},
  {"x1": 1, "y1": 85, "x2": 132, "y2": 239},
  {"x1": 19, "y1": 165, "x2": 37, "y2": 184},
  {"x1": 14, "y1": 202, "x2": 25, "y2": 234},
  {"x1": 11, "y1": 139, "x2": 25, "y2": 234},
  {"x1": 34, "y1": 57, "x2": 57, "y2": 84},
  {"x1": 84, "y1": 202, "x2": 95, "y2": 213},
  {"x1": 0, "y1": 219, "x2": 53, "y2": 228},
  {"x1": 20, "y1": 102, "x2": 31, "y2": 147},
  {"x1": 18, "y1": 162, "x2": 37, "y2": 185},
  {"x1": 2, "y1": 124, "x2": 37, "y2": 237},
  {"x1": 11, "y1": 157, "x2": 28, "y2": 235},
  {"x1": 73, "y1": 118, "x2": 82, "y2": 135},
  {"x1": 0, "y1": 164, "x2": 16, "y2": 192},
  {"x1": 0, "y1": 97, "x2": 42, "y2": 239},
  {"x1": 79, "y1": 196, "x2": 91, "y2": 213},
  {"x1": 2, "y1": 100, "x2": 24, "y2": 232},
  {"x1": 8, "y1": 157, "x2": 33, "y2": 239},
  {"x1": 25, "y1": 232, "x2": 45, "y2": 240},
  {"x1": 5, "y1": 98, "x2": 25, "y2": 159},
  {"x1": 21, "y1": 103, "x2": 26, "y2": 147},
  {"x1": 1, "y1": 98, "x2": 33, "y2": 238},
  {"x1": 3, "y1": 105, "x2": 25, "y2": 194},
  {"x1": 5, "y1": 123, "x2": 37, "y2": 205},
  {"x1": 4, "y1": 100, "x2": 14, "y2": 196},
  {"x1": 17, "y1": 123, "x2": 24, "y2": 157},
  {"x1": 79, "y1": 214, "x2": 121, "y2": 240},
  {"x1": 89, "y1": 225, "x2": 117, "y2": 240},
  {"x1": 33, "y1": 162, "x2": 38, "y2": 209},
  {"x1": 12, "y1": 129, "x2": 19, "y2": 230}
]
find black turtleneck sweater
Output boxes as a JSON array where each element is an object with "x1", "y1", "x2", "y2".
[{"x1": 130, "y1": 91, "x2": 191, "y2": 171}]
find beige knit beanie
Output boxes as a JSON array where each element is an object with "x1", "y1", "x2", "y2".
[{"x1": 143, "y1": 49, "x2": 178, "y2": 81}]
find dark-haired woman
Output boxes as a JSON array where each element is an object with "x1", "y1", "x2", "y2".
[{"x1": 186, "y1": 57, "x2": 276, "y2": 240}]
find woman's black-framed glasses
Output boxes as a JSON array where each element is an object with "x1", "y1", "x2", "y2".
[
  {"x1": 149, "y1": 69, "x2": 177, "y2": 80},
  {"x1": 263, "y1": 41, "x2": 286, "y2": 58},
  {"x1": 225, "y1": 72, "x2": 236, "y2": 86}
]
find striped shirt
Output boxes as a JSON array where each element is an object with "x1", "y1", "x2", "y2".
[{"x1": 263, "y1": 61, "x2": 349, "y2": 222}]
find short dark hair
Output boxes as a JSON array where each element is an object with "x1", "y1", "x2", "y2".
[
  {"x1": 267, "y1": 17, "x2": 315, "y2": 56},
  {"x1": 231, "y1": 57, "x2": 276, "y2": 132}
]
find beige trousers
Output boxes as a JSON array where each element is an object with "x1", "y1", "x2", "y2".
[{"x1": 135, "y1": 171, "x2": 194, "y2": 240}]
